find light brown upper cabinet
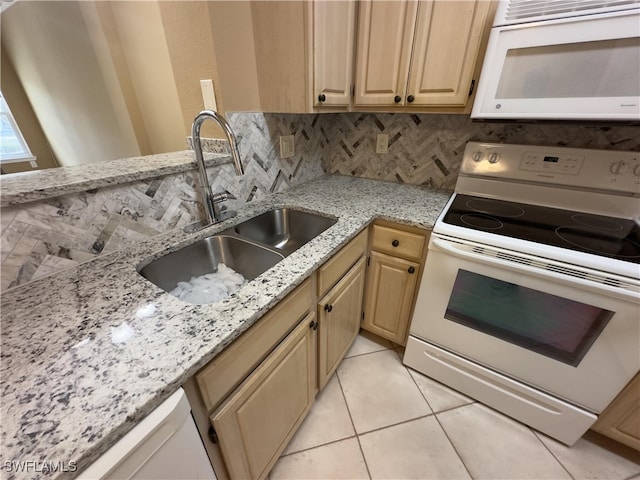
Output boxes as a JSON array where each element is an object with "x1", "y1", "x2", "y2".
[
  {"x1": 210, "y1": 1, "x2": 309, "y2": 113},
  {"x1": 312, "y1": 0, "x2": 356, "y2": 108},
  {"x1": 212, "y1": 0, "x2": 494, "y2": 113},
  {"x1": 354, "y1": 0, "x2": 493, "y2": 109}
]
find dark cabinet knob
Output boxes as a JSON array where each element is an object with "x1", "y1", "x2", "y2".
[
  {"x1": 309, "y1": 320, "x2": 318, "y2": 330},
  {"x1": 408, "y1": 266, "x2": 415, "y2": 274},
  {"x1": 324, "y1": 304, "x2": 333, "y2": 313},
  {"x1": 208, "y1": 426, "x2": 219, "y2": 444},
  {"x1": 392, "y1": 239, "x2": 400, "y2": 247},
  {"x1": 407, "y1": 95, "x2": 415, "y2": 103},
  {"x1": 318, "y1": 94, "x2": 326, "y2": 103},
  {"x1": 394, "y1": 95, "x2": 401, "y2": 103}
]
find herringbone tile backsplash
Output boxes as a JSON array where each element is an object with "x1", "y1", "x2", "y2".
[
  {"x1": 2, "y1": 111, "x2": 638, "y2": 290},
  {"x1": 0, "y1": 113, "x2": 325, "y2": 290},
  {"x1": 322, "y1": 113, "x2": 640, "y2": 190}
]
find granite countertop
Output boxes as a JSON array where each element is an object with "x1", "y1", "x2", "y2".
[
  {"x1": 0, "y1": 149, "x2": 228, "y2": 208},
  {"x1": 0, "y1": 174, "x2": 451, "y2": 479}
]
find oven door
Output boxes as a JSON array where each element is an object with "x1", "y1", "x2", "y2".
[{"x1": 409, "y1": 234, "x2": 640, "y2": 413}]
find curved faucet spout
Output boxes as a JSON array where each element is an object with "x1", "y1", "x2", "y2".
[{"x1": 191, "y1": 110, "x2": 244, "y2": 225}]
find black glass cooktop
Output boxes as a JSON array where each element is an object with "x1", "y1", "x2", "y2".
[{"x1": 443, "y1": 194, "x2": 640, "y2": 264}]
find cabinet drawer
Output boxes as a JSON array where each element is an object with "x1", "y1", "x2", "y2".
[
  {"x1": 318, "y1": 229, "x2": 367, "y2": 297},
  {"x1": 196, "y1": 278, "x2": 312, "y2": 413},
  {"x1": 371, "y1": 225, "x2": 425, "y2": 260}
]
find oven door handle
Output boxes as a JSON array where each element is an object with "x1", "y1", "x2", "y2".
[{"x1": 431, "y1": 237, "x2": 639, "y2": 302}]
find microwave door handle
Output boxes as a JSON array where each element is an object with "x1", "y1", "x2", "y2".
[{"x1": 431, "y1": 237, "x2": 637, "y2": 301}]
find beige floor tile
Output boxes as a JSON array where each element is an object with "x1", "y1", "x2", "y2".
[
  {"x1": 337, "y1": 349, "x2": 431, "y2": 433},
  {"x1": 270, "y1": 438, "x2": 369, "y2": 480},
  {"x1": 438, "y1": 403, "x2": 571, "y2": 479},
  {"x1": 283, "y1": 374, "x2": 355, "y2": 454},
  {"x1": 408, "y1": 368, "x2": 474, "y2": 413},
  {"x1": 535, "y1": 431, "x2": 640, "y2": 479},
  {"x1": 345, "y1": 329, "x2": 393, "y2": 358},
  {"x1": 360, "y1": 417, "x2": 470, "y2": 479}
]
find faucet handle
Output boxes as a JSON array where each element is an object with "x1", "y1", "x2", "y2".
[{"x1": 211, "y1": 192, "x2": 231, "y2": 204}]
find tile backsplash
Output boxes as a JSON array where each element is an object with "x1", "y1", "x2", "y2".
[
  {"x1": 0, "y1": 113, "x2": 325, "y2": 290},
  {"x1": 1, "y1": 111, "x2": 638, "y2": 291},
  {"x1": 322, "y1": 113, "x2": 640, "y2": 190}
]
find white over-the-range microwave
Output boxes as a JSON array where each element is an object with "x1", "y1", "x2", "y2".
[{"x1": 471, "y1": 0, "x2": 640, "y2": 121}]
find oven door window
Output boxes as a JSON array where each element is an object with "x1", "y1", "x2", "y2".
[{"x1": 445, "y1": 270, "x2": 613, "y2": 367}]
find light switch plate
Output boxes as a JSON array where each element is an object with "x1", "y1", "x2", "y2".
[
  {"x1": 200, "y1": 79, "x2": 217, "y2": 111},
  {"x1": 280, "y1": 135, "x2": 295, "y2": 159},
  {"x1": 376, "y1": 134, "x2": 389, "y2": 154}
]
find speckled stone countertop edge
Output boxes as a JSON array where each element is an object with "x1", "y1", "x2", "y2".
[
  {"x1": 0, "y1": 150, "x2": 230, "y2": 208},
  {"x1": 0, "y1": 174, "x2": 452, "y2": 480}
]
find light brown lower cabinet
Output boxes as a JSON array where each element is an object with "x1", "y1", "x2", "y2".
[
  {"x1": 362, "y1": 222, "x2": 428, "y2": 345},
  {"x1": 592, "y1": 372, "x2": 640, "y2": 451},
  {"x1": 363, "y1": 251, "x2": 420, "y2": 344},
  {"x1": 211, "y1": 312, "x2": 317, "y2": 479},
  {"x1": 318, "y1": 256, "x2": 367, "y2": 389}
]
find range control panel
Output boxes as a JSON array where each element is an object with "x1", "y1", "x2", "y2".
[
  {"x1": 520, "y1": 152, "x2": 584, "y2": 175},
  {"x1": 462, "y1": 142, "x2": 640, "y2": 194}
]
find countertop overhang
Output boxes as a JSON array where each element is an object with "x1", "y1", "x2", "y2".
[{"x1": 0, "y1": 174, "x2": 450, "y2": 480}]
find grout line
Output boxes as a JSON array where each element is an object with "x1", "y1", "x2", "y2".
[
  {"x1": 531, "y1": 429, "x2": 576, "y2": 480},
  {"x1": 336, "y1": 371, "x2": 372, "y2": 480},
  {"x1": 404, "y1": 358, "x2": 436, "y2": 414},
  {"x1": 343, "y1": 345, "x2": 394, "y2": 360},
  {"x1": 279, "y1": 434, "x2": 358, "y2": 458},
  {"x1": 354, "y1": 435, "x2": 372, "y2": 480},
  {"x1": 356, "y1": 413, "x2": 436, "y2": 436},
  {"x1": 405, "y1": 365, "x2": 475, "y2": 478},
  {"x1": 432, "y1": 411, "x2": 476, "y2": 479}
]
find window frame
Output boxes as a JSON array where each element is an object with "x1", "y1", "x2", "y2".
[{"x1": 0, "y1": 91, "x2": 37, "y2": 165}]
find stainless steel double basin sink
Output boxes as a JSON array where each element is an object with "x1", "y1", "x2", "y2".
[{"x1": 138, "y1": 208, "x2": 337, "y2": 297}]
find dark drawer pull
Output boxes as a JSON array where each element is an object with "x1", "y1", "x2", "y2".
[
  {"x1": 324, "y1": 304, "x2": 333, "y2": 313},
  {"x1": 408, "y1": 266, "x2": 415, "y2": 274},
  {"x1": 392, "y1": 239, "x2": 400, "y2": 247}
]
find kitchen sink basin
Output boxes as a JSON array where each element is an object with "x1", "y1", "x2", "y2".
[
  {"x1": 233, "y1": 208, "x2": 337, "y2": 254},
  {"x1": 139, "y1": 208, "x2": 336, "y2": 302},
  {"x1": 139, "y1": 234, "x2": 284, "y2": 294}
]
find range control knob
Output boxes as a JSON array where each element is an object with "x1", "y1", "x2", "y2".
[
  {"x1": 634, "y1": 164, "x2": 640, "y2": 177},
  {"x1": 472, "y1": 151, "x2": 482, "y2": 162},
  {"x1": 610, "y1": 161, "x2": 626, "y2": 175},
  {"x1": 488, "y1": 153, "x2": 499, "y2": 164}
]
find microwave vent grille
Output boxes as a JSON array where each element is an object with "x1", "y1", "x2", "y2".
[{"x1": 505, "y1": 0, "x2": 640, "y2": 23}]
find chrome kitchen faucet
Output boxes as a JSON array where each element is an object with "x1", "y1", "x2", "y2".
[{"x1": 191, "y1": 110, "x2": 244, "y2": 226}]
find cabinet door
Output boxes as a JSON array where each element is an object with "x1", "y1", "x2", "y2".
[
  {"x1": 363, "y1": 251, "x2": 419, "y2": 345},
  {"x1": 354, "y1": 0, "x2": 418, "y2": 106},
  {"x1": 592, "y1": 373, "x2": 640, "y2": 451},
  {"x1": 211, "y1": 313, "x2": 316, "y2": 480},
  {"x1": 313, "y1": 0, "x2": 356, "y2": 107},
  {"x1": 318, "y1": 256, "x2": 367, "y2": 389},
  {"x1": 406, "y1": 0, "x2": 491, "y2": 106}
]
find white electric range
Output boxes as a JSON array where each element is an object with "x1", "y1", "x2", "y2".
[{"x1": 404, "y1": 141, "x2": 640, "y2": 445}]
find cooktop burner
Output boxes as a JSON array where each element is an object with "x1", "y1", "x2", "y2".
[{"x1": 443, "y1": 194, "x2": 640, "y2": 263}]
